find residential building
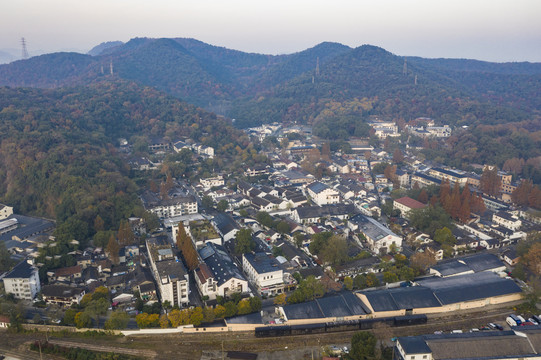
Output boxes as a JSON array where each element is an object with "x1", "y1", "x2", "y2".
[
  {"x1": 141, "y1": 190, "x2": 198, "y2": 218},
  {"x1": 348, "y1": 214, "x2": 402, "y2": 254},
  {"x1": 492, "y1": 212, "x2": 521, "y2": 231},
  {"x1": 0, "y1": 203, "x2": 13, "y2": 220},
  {"x1": 196, "y1": 242, "x2": 248, "y2": 299},
  {"x1": 200, "y1": 176, "x2": 225, "y2": 190},
  {"x1": 411, "y1": 173, "x2": 441, "y2": 188},
  {"x1": 393, "y1": 197, "x2": 426, "y2": 219},
  {"x1": 243, "y1": 252, "x2": 285, "y2": 296},
  {"x1": 293, "y1": 204, "x2": 356, "y2": 225},
  {"x1": 41, "y1": 285, "x2": 85, "y2": 306},
  {"x1": 146, "y1": 237, "x2": 189, "y2": 307},
  {"x1": 428, "y1": 168, "x2": 469, "y2": 186},
  {"x1": 2, "y1": 260, "x2": 41, "y2": 300},
  {"x1": 306, "y1": 182, "x2": 340, "y2": 206}
]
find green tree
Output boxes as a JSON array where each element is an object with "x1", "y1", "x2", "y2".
[
  {"x1": 234, "y1": 228, "x2": 254, "y2": 254},
  {"x1": 344, "y1": 276, "x2": 353, "y2": 291},
  {"x1": 383, "y1": 271, "x2": 399, "y2": 284},
  {"x1": 0, "y1": 241, "x2": 14, "y2": 273},
  {"x1": 320, "y1": 235, "x2": 349, "y2": 265},
  {"x1": 216, "y1": 199, "x2": 229, "y2": 212},
  {"x1": 434, "y1": 227, "x2": 456, "y2": 246},
  {"x1": 350, "y1": 331, "x2": 377, "y2": 360},
  {"x1": 201, "y1": 195, "x2": 214, "y2": 209},
  {"x1": 74, "y1": 311, "x2": 93, "y2": 329},
  {"x1": 190, "y1": 307, "x2": 204, "y2": 326},
  {"x1": 249, "y1": 296, "x2": 262, "y2": 312},
  {"x1": 276, "y1": 221, "x2": 290, "y2": 234},
  {"x1": 104, "y1": 311, "x2": 129, "y2": 330}
]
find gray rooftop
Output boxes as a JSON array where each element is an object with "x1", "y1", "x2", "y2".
[
  {"x1": 199, "y1": 243, "x2": 246, "y2": 286},
  {"x1": 350, "y1": 214, "x2": 398, "y2": 241},
  {"x1": 243, "y1": 252, "x2": 281, "y2": 275}
]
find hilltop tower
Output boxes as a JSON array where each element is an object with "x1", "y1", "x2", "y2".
[
  {"x1": 110, "y1": 60, "x2": 114, "y2": 75},
  {"x1": 403, "y1": 57, "x2": 407, "y2": 75},
  {"x1": 21, "y1": 37, "x2": 29, "y2": 59},
  {"x1": 315, "y1": 57, "x2": 320, "y2": 77}
]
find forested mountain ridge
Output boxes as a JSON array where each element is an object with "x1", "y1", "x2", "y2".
[{"x1": 0, "y1": 37, "x2": 539, "y2": 130}]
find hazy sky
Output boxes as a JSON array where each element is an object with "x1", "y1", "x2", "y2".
[{"x1": 2, "y1": 0, "x2": 540, "y2": 62}]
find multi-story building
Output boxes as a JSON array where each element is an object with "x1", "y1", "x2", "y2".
[
  {"x1": 306, "y1": 182, "x2": 340, "y2": 206},
  {"x1": 2, "y1": 260, "x2": 41, "y2": 300},
  {"x1": 393, "y1": 197, "x2": 426, "y2": 219},
  {"x1": 242, "y1": 252, "x2": 285, "y2": 296},
  {"x1": 141, "y1": 190, "x2": 198, "y2": 219},
  {"x1": 41, "y1": 285, "x2": 85, "y2": 306},
  {"x1": 195, "y1": 243, "x2": 248, "y2": 300},
  {"x1": 0, "y1": 203, "x2": 13, "y2": 220},
  {"x1": 428, "y1": 168, "x2": 469, "y2": 187},
  {"x1": 146, "y1": 237, "x2": 189, "y2": 307}
]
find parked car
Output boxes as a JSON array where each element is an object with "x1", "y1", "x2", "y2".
[
  {"x1": 494, "y1": 323, "x2": 503, "y2": 330},
  {"x1": 528, "y1": 317, "x2": 539, "y2": 325}
]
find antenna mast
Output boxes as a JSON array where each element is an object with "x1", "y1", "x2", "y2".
[
  {"x1": 315, "y1": 57, "x2": 320, "y2": 77},
  {"x1": 21, "y1": 37, "x2": 29, "y2": 59}
]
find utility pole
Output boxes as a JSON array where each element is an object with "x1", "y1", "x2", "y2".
[{"x1": 403, "y1": 57, "x2": 407, "y2": 75}]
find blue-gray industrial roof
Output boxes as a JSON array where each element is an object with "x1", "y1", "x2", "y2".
[
  {"x1": 362, "y1": 272, "x2": 522, "y2": 312},
  {"x1": 281, "y1": 292, "x2": 368, "y2": 320},
  {"x1": 398, "y1": 336, "x2": 432, "y2": 354}
]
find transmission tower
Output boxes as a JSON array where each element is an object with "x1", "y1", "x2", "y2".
[
  {"x1": 315, "y1": 57, "x2": 320, "y2": 77},
  {"x1": 403, "y1": 57, "x2": 407, "y2": 75},
  {"x1": 21, "y1": 37, "x2": 29, "y2": 59}
]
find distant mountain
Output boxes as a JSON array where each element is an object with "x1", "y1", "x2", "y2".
[
  {"x1": 0, "y1": 50, "x2": 17, "y2": 64},
  {"x1": 87, "y1": 41, "x2": 124, "y2": 56},
  {"x1": 0, "y1": 37, "x2": 539, "y2": 129}
]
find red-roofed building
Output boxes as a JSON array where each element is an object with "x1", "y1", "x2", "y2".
[
  {"x1": 393, "y1": 196, "x2": 427, "y2": 219},
  {"x1": 0, "y1": 315, "x2": 10, "y2": 328}
]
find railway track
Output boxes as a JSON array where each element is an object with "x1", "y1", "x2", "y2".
[{"x1": 47, "y1": 339, "x2": 157, "y2": 359}]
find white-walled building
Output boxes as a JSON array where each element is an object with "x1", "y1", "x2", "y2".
[
  {"x1": 195, "y1": 243, "x2": 248, "y2": 300},
  {"x1": 306, "y1": 182, "x2": 340, "y2": 206},
  {"x1": 492, "y1": 212, "x2": 522, "y2": 231},
  {"x1": 141, "y1": 190, "x2": 198, "y2": 219},
  {"x1": 349, "y1": 214, "x2": 402, "y2": 254},
  {"x1": 242, "y1": 252, "x2": 285, "y2": 296},
  {"x1": 146, "y1": 237, "x2": 189, "y2": 307},
  {"x1": 2, "y1": 260, "x2": 41, "y2": 300},
  {"x1": 0, "y1": 203, "x2": 13, "y2": 220}
]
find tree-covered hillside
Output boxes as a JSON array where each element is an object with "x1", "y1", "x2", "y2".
[
  {"x1": 0, "y1": 38, "x2": 539, "y2": 131},
  {"x1": 0, "y1": 80, "x2": 246, "y2": 245}
]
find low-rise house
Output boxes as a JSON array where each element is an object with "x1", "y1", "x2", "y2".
[
  {"x1": 348, "y1": 214, "x2": 402, "y2": 254},
  {"x1": 48, "y1": 265, "x2": 83, "y2": 283},
  {"x1": 200, "y1": 176, "x2": 225, "y2": 190},
  {"x1": 212, "y1": 213, "x2": 240, "y2": 243},
  {"x1": 292, "y1": 204, "x2": 356, "y2": 225},
  {"x1": 393, "y1": 197, "x2": 426, "y2": 219},
  {"x1": 0, "y1": 315, "x2": 10, "y2": 328},
  {"x1": 41, "y1": 285, "x2": 85, "y2": 306},
  {"x1": 2, "y1": 260, "x2": 41, "y2": 300},
  {"x1": 492, "y1": 211, "x2": 522, "y2": 231},
  {"x1": 501, "y1": 248, "x2": 519, "y2": 266}
]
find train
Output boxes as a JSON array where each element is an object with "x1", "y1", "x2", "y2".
[{"x1": 254, "y1": 314, "x2": 427, "y2": 337}]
